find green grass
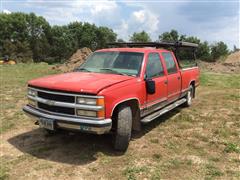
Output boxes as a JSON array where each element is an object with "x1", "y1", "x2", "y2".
[
  {"x1": 0, "y1": 63, "x2": 59, "y2": 134},
  {"x1": 123, "y1": 166, "x2": 149, "y2": 180},
  {"x1": 224, "y1": 143, "x2": 240, "y2": 153},
  {"x1": 205, "y1": 164, "x2": 224, "y2": 178},
  {"x1": 200, "y1": 72, "x2": 240, "y2": 89},
  {"x1": 0, "y1": 165, "x2": 8, "y2": 180}
]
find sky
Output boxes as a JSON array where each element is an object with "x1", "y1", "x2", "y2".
[{"x1": 1, "y1": 0, "x2": 239, "y2": 49}]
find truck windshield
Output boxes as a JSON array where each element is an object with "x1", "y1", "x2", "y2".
[{"x1": 76, "y1": 51, "x2": 144, "y2": 76}]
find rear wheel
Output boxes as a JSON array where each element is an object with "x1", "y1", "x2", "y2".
[
  {"x1": 184, "y1": 85, "x2": 194, "y2": 107},
  {"x1": 113, "y1": 105, "x2": 132, "y2": 151}
]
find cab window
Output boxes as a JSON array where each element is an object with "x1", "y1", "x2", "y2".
[
  {"x1": 145, "y1": 53, "x2": 164, "y2": 78},
  {"x1": 162, "y1": 52, "x2": 178, "y2": 74}
]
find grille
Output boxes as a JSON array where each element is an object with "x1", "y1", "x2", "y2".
[
  {"x1": 38, "y1": 102, "x2": 75, "y2": 115},
  {"x1": 38, "y1": 91, "x2": 75, "y2": 103}
]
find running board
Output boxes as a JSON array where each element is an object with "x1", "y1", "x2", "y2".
[{"x1": 141, "y1": 98, "x2": 187, "y2": 123}]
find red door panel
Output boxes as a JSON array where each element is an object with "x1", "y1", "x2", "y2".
[
  {"x1": 161, "y1": 52, "x2": 181, "y2": 101},
  {"x1": 146, "y1": 76, "x2": 168, "y2": 107},
  {"x1": 167, "y1": 73, "x2": 181, "y2": 101},
  {"x1": 144, "y1": 53, "x2": 168, "y2": 112}
]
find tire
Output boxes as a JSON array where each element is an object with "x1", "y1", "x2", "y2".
[
  {"x1": 44, "y1": 129, "x2": 58, "y2": 136},
  {"x1": 184, "y1": 85, "x2": 194, "y2": 107},
  {"x1": 113, "y1": 105, "x2": 132, "y2": 151}
]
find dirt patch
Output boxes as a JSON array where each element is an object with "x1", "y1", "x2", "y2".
[
  {"x1": 53, "y1": 47, "x2": 92, "y2": 72},
  {"x1": 225, "y1": 51, "x2": 240, "y2": 64},
  {"x1": 198, "y1": 51, "x2": 240, "y2": 73}
]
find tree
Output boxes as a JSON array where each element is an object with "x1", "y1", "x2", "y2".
[
  {"x1": 95, "y1": 26, "x2": 117, "y2": 49},
  {"x1": 233, "y1": 45, "x2": 239, "y2": 52},
  {"x1": 1, "y1": 39, "x2": 32, "y2": 62},
  {"x1": 211, "y1": 41, "x2": 229, "y2": 61},
  {"x1": 49, "y1": 25, "x2": 77, "y2": 62},
  {"x1": 117, "y1": 38, "x2": 125, "y2": 43},
  {"x1": 26, "y1": 13, "x2": 51, "y2": 62},
  {"x1": 0, "y1": 12, "x2": 118, "y2": 63},
  {"x1": 130, "y1": 31, "x2": 151, "y2": 42},
  {"x1": 197, "y1": 41, "x2": 211, "y2": 61},
  {"x1": 158, "y1": 30, "x2": 215, "y2": 61},
  {"x1": 159, "y1": 29, "x2": 179, "y2": 41}
]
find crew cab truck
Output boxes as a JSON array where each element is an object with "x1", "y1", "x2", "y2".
[{"x1": 23, "y1": 41, "x2": 200, "y2": 151}]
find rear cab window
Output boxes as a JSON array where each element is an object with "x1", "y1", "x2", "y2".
[
  {"x1": 145, "y1": 53, "x2": 164, "y2": 78},
  {"x1": 162, "y1": 52, "x2": 178, "y2": 74}
]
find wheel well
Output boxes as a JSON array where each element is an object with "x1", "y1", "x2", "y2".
[
  {"x1": 111, "y1": 99, "x2": 141, "y2": 131},
  {"x1": 190, "y1": 81, "x2": 196, "y2": 98}
]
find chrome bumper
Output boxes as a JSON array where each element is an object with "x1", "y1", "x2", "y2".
[{"x1": 23, "y1": 105, "x2": 112, "y2": 134}]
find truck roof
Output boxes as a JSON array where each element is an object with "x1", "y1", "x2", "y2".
[{"x1": 96, "y1": 47, "x2": 170, "y2": 53}]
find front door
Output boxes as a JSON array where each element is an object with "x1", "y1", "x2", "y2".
[
  {"x1": 145, "y1": 53, "x2": 168, "y2": 114},
  {"x1": 161, "y1": 52, "x2": 181, "y2": 102}
]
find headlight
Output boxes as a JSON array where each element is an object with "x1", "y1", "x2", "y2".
[
  {"x1": 76, "y1": 110, "x2": 97, "y2": 117},
  {"x1": 28, "y1": 89, "x2": 37, "y2": 97},
  {"x1": 76, "y1": 97, "x2": 105, "y2": 118},
  {"x1": 76, "y1": 97, "x2": 97, "y2": 105}
]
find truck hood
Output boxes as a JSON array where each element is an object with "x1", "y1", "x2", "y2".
[{"x1": 28, "y1": 72, "x2": 134, "y2": 94}]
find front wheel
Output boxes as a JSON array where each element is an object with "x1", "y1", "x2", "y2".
[
  {"x1": 44, "y1": 129, "x2": 58, "y2": 136},
  {"x1": 113, "y1": 105, "x2": 132, "y2": 151},
  {"x1": 184, "y1": 85, "x2": 194, "y2": 107}
]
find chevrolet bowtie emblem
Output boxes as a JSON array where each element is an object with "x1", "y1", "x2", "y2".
[{"x1": 45, "y1": 100, "x2": 55, "y2": 106}]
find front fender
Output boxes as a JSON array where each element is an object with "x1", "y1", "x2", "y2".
[{"x1": 98, "y1": 78, "x2": 146, "y2": 118}]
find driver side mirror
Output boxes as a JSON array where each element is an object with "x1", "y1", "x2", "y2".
[{"x1": 145, "y1": 78, "x2": 156, "y2": 94}]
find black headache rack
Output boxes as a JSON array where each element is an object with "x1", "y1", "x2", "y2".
[
  {"x1": 107, "y1": 41, "x2": 199, "y2": 67},
  {"x1": 107, "y1": 41, "x2": 198, "y2": 49}
]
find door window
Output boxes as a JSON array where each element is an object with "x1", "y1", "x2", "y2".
[
  {"x1": 162, "y1": 52, "x2": 178, "y2": 74},
  {"x1": 146, "y1": 53, "x2": 164, "y2": 78}
]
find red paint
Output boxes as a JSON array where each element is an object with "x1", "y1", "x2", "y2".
[{"x1": 28, "y1": 48, "x2": 200, "y2": 119}]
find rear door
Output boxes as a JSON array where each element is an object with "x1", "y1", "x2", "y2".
[
  {"x1": 145, "y1": 53, "x2": 167, "y2": 113},
  {"x1": 161, "y1": 52, "x2": 181, "y2": 102}
]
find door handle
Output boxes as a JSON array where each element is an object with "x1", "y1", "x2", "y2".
[
  {"x1": 177, "y1": 76, "x2": 181, "y2": 80},
  {"x1": 164, "y1": 80, "x2": 168, "y2": 84}
]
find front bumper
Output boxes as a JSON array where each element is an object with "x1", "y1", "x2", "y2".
[{"x1": 23, "y1": 105, "x2": 112, "y2": 134}]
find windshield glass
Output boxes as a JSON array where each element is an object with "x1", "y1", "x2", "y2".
[{"x1": 76, "y1": 51, "x2": 144, "y2": 76}]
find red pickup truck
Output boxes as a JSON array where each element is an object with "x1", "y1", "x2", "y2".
[{"x1": 23, "y1": 42, "x2": 200, "y2": 151}]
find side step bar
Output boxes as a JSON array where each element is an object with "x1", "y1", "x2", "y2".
[{"x1": 141, "y1": 98, "x2": 187, "y2": 123}]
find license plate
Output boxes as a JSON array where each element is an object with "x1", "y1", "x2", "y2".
[{"x1": 39, "y1": 118, "x2": 54, "y2": 130}]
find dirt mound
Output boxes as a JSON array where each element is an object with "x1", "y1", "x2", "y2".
[
  {"x1": 225, "y1": 51, "x2": 240, "y2": 64},
  {"x1": 198, "y1": 51, "x2": 240, "y2": 73},
  {"x1": 53, "y1": 47, "x2": 92, "y2": 72}
]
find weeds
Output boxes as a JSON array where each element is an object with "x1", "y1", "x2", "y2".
[
  {"x1": 224, "y1": 143, "x2": 240, "y2": 153},
  {"x1": 123, "y1": 166, "x2": 148, "y2": 180},
  {"x1": 205, "y1": 164, "x2": 224, "y2": 178}
]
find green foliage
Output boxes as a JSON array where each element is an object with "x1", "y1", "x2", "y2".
[
  {"x1": 0, "y1": 12, "x2": 117, "y2": 63},
  {"x1": 117, "y1": 38, "x2": 125, "y2": 42},
  {"x1": 197, "y1": 41, "x2": 211, "y2": 61},
  {"x1": 224, "y1": 143, "x2": 240, "y2": 153},
  {"x1": 159, "y1": 29, "x2": 180, "y2": 41},
  {"x1": 0, "y1": 13, "x2": 231, "y2": 63},
  {"x1": 210, "y1": 41, "x2": 229, "y2": 61},
  {"x1": 158, "y1": 29, "x2": 229, "y2": 62},
  {"x1": 130, "y1": 31, "x2": 151, "y2": 42},
  {"x1": 123, "y1": 166, "x2": 148, "y2": 180},
  {"x1": 1, "y1": 39, "x2": 33, "y2": 62}
]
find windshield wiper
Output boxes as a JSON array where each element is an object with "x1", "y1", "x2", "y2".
[
  {"x1": 100, "y1": 68, "x2": 129, "y2": 76},
  {"x1": 74, "y1": 67, "x2": 91, "y2": 72}
]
